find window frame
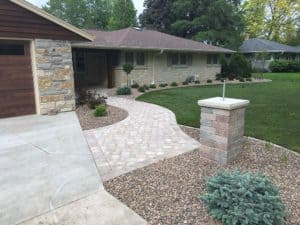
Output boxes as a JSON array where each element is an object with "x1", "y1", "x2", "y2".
[
  {"x1": 207, "y1": 54, "x2": 219, "y2": 65},
  {"x1": 125, "y1": 52, "x2": 134, "y2": 65},
  {"x1": 0, "y1": 44, "x2": 25, "y2": 56},
  {"x1": 136, "y1": 52, "x2": 145, "y2": 66}
]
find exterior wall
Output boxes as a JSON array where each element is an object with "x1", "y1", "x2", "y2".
[
  {"x1": 33, "y1": 39, "x2": 75, "y2": 114},
  {"x1": 113, "y1": 51, "x2": 220, "y2": 87}
]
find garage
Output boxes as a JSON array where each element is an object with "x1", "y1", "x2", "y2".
[{"x1": 0, "y1": 40, "x2": 35, "y2": 118}]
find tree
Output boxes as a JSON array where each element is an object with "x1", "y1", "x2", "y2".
[
  {"x1": 123, "y1": 64, "x2": 134, "y2": 86},
  {"x1": 171, "y1": 0, "x2": 244, "y2": 49},
  {"x1": 139, "y1": 0, "x2": 173, "y2": 33},
  {"x1": 243, "y1": 0, "x2": 300, "y2": 43},
  {"x1": 139, "y1": 0, "x2": 244, "y2": 49},
  {"x1": 43, "y1": 0, "x2": 112, "y2": 29},
  {"x1": 108, "y1": 0, "x2": 137, "y2": 30}
]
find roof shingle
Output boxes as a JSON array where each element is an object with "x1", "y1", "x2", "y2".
[{"x1": 73, "y1": 27, "x2": 233, "y2": 53}]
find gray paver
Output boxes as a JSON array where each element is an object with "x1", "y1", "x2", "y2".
[{"x1": 85, "y1": 97, "x2": 200, "y2": 181}]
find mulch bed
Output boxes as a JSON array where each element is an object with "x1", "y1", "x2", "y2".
[
  {"x1": 76, "y1": 104, "x2": 128, "y2": 130},
  {"x1": 104, "y1": 128, "x2": 300, "y2": 225}
]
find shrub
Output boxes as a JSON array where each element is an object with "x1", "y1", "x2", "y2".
[
  {"x1": 159, "y1": 83, "x2": 168, "y2": 88},
  {"x1": 94, "y1": 105, "x2": 107, "y2": 117},
  {"x1": 201, "y1": 171, "x2": 286, "y2": 225},
  {"x1": 116, "y1": 86, "x2": 131, "y2": 95},
  {"x1": 194, "y1": 80, "x2": 200, "y2": 84},
  {"x1": 86, "y1": 91, "x2": 107, "y2": 109},
  {"x1": 182, "y1": 81, "x2": 188, "y2": 85},
  {"x1": 269, "y1": 60, "x2": 300, "y2": 72},
  {"x1": 138, "y1": 86, "x2": 146, "y2": 92},
  {"x1": 131, "y1": 83, "x2": 139, "y2": 88},
  {"x1": 216, "y1": 73, "x2": 223, "y2": 80},
  {"x1": 239, "y1": 77, "x2": 245, "y2": 82},
  {"x1": 149, "y1": 84, "x2": 157, "y2": 89},
  {"x1": 171, "y1": 82, "x2": 178, "y2": 87},
  {"x1": 207, "y1": 79, "x2": 213, "y2": 83},
  {"x1": 246, "y1": 77, "x2": 252, "y2": 82},
  {"x1": 123, "y1": 63, "x2": 134, "y2": 86},
  {"x1": 229, "y1": 53, "x2": 252, "y2": 78},
  {"x1": 143, "y1": 84, "x2": 149, "y2": 90}
]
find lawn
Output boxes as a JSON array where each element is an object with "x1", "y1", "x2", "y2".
[{"x1": 137, "y1": 73, "x2": 300, "y2": 153}]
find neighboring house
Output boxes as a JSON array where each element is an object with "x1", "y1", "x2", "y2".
[
  {"x1": 0, "y1": 0, "x2": 232, "y2": 119},
  {"x1": 239, "y1": 38, "x2": 300, "y2": 71},
  {"x1": 72, "y1": 28, "x2": 233, "y2": 88}
]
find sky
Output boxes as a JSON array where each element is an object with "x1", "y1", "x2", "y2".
[{"x1": 27, "y1": 0, "x2": 145, "y2": 16}]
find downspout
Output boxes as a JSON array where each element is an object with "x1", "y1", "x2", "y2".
[{"x1": 152, "y1": 49, "x2": 164, "y2": 84}]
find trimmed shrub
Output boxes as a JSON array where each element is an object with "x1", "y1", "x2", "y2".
[
  {"x1": 194, "y1": 80, "x2": 200, "y2": 84},
  {"x1": 207, "y1": 79, "x2": 213, "y2": 83},
  {"x1": 85, "y1": 91, "x2": 107, "y2": 109},
  {"x1": 229, "y1": 53, "x2": 252, "y2": 78},
  {"x1": 201, "y1": 171, "x2": 286, "y2": 225},
  {"x1": 182, "y1": 81, "x2": 188, "y2": 85},
  {"x1": 238, "y1": 77, "x2": 245, "y2": 82},
  {"x1": 159, "y1": 83, "x2": 168, "y2": 88},
  {"x1": 116, "y1": 86, "x2": 131, "y2": 95},
  {"x1": 138, "y1": 86, "x2": 146, "y2": 92},
  {"x1": 94, "y1": 105, "x2": 107, "y2": 117},
  {"x1": 149, "y1": 84, "x2": 157, "y2": 89},
  {"x1": 171, "y1": 82, "x2": 178, "y2": 87},
  {"x1": 143, "y1": 84, "x2": 149, "y2": 90},
  {"x1": 216, "y1": 73, "x2": 223, "y2": 80},
  {"x1": 131, "y1": 83, "x2": 139, "y2": 88},
  {"x1": 269, "y1": 60, "x2": 300, "y2": 72},
  {"x1": 246, "y1": 77, "x2": 252, "y2": 82}
]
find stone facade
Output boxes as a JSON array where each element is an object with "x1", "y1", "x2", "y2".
[
  {"x1": 113, "y1": 52, "x2": 220, "y2": 87},
  {"x1": 198, "y1": 97, "x2": 249, "y2": 165},
  {"x1": 34, "y1": 39, "x2": 75, "y2": 114}
]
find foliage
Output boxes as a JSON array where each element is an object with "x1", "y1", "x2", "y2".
[
  {"x1": 195, "y1": 80, "x2": 200, "y2": 84},
  {"x1": 139, "y1": 0, "x2": 244, "y2": 49},
  {"x1": 123, "y1": 63, "x2": 134, "y2": 86},
  {"x1": 238, "y1": 77, "x2": 245, "y2": 82},
  {"x1": 270, "y1": 60, "x2": 300, "y2": 72},
  {"x1": 149, "y1": 84, "x2": 157, "y2": 89},
  {"x1": 131, "y1": 83, "x2": 139, "y2": 88},
  {"x1": 43, "y1": 0, "x2": 112, "y2": 29},
  {"x1": 138, "y1": 86, "x2": 146, "y2": 92},
  {"x1": 143, "y1": 84, "x2": 150, "y2": 90},
  {"x1": 108, "y1": 0, "x2": 137, "y2": 30},
  {"x1": 137, "y1": 73, "x2": 300, "y2": 152},
  {"x1": 116, "y1": 86, "x2": 132, "y2": 95},
  {"x1": 159, "y1": 83, "x2": 168, "y2": 87},
  {"x1": 139, "y1": 0, "x2": 173, "y2": 33},
  {"x1": 182, "y1": 81, "x2": 188, "y2": 85},
  {"x1": 170, "y1": 82, "x2": 178, "y2": 87},
  {"x1": 246, "y1": 77, "x2": 252, "y2": 82},
  {"x1": 207, "y1": 79, "x2": 213, "y2": 83},
  {"x1": 76, "y1": 90, "x2": 106, "y2": 109},
  {"x1": 94, "y1": 105, "x2": 107, "y2": 117},
  {"x1": 243, "y1": 0, "x2": 300, "y2": 43},
  {"x1": 201, "y1": 170, "x2": 286, "y2": 225},
  {"x1": 227, "y1": 53, "x2": 252, "y2": 78}
]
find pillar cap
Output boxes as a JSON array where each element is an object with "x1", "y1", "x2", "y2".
[{"x1": 198, "y1": 97, "x2": 250, "y2": 110}]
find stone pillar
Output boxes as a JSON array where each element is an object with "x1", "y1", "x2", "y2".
[{"x1": 198, "y1": 97, "x2": 249, "y2": 165}]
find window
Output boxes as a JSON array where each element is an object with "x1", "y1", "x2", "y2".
[
  {"x1": 136, "y1": 52, "x2": 145, "y2": 66},
  {"x1": 170, "y1": 53, "x2": 189, "y2": 65},
  {"x1": 0, "y1": 44, "x2": 24, "y2": 55},
  {"x1": 207, "y1": 54, "x2": 219, "y2": 65},
  {"x1": 75, "y1": 51, "x2": 85, "y2": 72},
  {"x1": 112, "y1": 52, "x2": 121, "y2": 67},
  {"x1": 125, "y1": 52, "x2": 134, "y2": 65}
]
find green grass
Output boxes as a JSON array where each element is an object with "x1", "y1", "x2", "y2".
[{"x1": 137, "y1": 73, "x2": 300, "y2": 152}]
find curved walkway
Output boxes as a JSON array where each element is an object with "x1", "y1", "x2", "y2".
[{"x1": 85, "y1": 97, "x2": 200, "y2": 181}]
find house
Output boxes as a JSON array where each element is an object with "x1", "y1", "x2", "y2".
[
  {"x1": 72, "y1": 28, "x2": 233, "y2": 88},
  {"x1": 0, "y1": 0, "x2": 233, "y2": 119},
  {"x1": 239, "y1": 38, "x2": 300, "y2": 71}
]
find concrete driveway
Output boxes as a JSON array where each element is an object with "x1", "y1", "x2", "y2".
[{"x1": 0, "y1": 112, "x2": 101, "y2": 225}]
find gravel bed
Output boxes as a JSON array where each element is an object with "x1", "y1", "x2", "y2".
[
  {"x1": 76, "y1": 104, "x2": 128, "y2": 130},
  {"x1": 105, "y1": 133, "x2": 300, "y2": 225}
]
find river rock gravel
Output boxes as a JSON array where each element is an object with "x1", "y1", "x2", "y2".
[{"x1": 104, "y1": 135, "x2": 300, "y2": 225}]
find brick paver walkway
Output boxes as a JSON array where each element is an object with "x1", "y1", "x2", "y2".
[{"x1": 85, "y1": 97, "x2": 200, "y2": 181}]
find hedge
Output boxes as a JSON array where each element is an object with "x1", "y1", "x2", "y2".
[{"x1": 269, "y1": 60, "x2": 300, "y2": 72}]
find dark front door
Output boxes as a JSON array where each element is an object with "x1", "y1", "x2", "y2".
[{"x1": 0, "y1": 41, "x2": 36, "y2": 118}]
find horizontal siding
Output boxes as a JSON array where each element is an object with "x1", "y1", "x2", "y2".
[{"x1": 0, "y1": 0, "x2": 85, "y2": 41}]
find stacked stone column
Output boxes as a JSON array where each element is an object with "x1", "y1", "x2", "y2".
[{"x1": 198, "y1": 97, "x2": 249, "y2": 165}]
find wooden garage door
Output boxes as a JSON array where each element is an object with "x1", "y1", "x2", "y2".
[{"x1": 0, "y1": 41, "x2": 36, "y2": 118}]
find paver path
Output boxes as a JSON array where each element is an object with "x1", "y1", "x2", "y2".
[{"x1": 85, "y1": 97, "x2": 200, "y2": 181}]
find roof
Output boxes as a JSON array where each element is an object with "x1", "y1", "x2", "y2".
[
  {"x1": 73, "y1": 27, "x2": 234, "y2": 53},
  {"x1": 239, "y1": 38, "x2": 300, "y2": 53},
  {"x1": 10, "y1": 0, "x2": 94, "y2": 41}
]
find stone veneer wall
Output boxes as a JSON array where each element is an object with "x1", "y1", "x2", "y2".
[
  {"x1": 113, "y1": 52, "x2": 221, "y2": 86},
  {"x1": 34, "y1": 39, "x2": 75, "y2": 115}
]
